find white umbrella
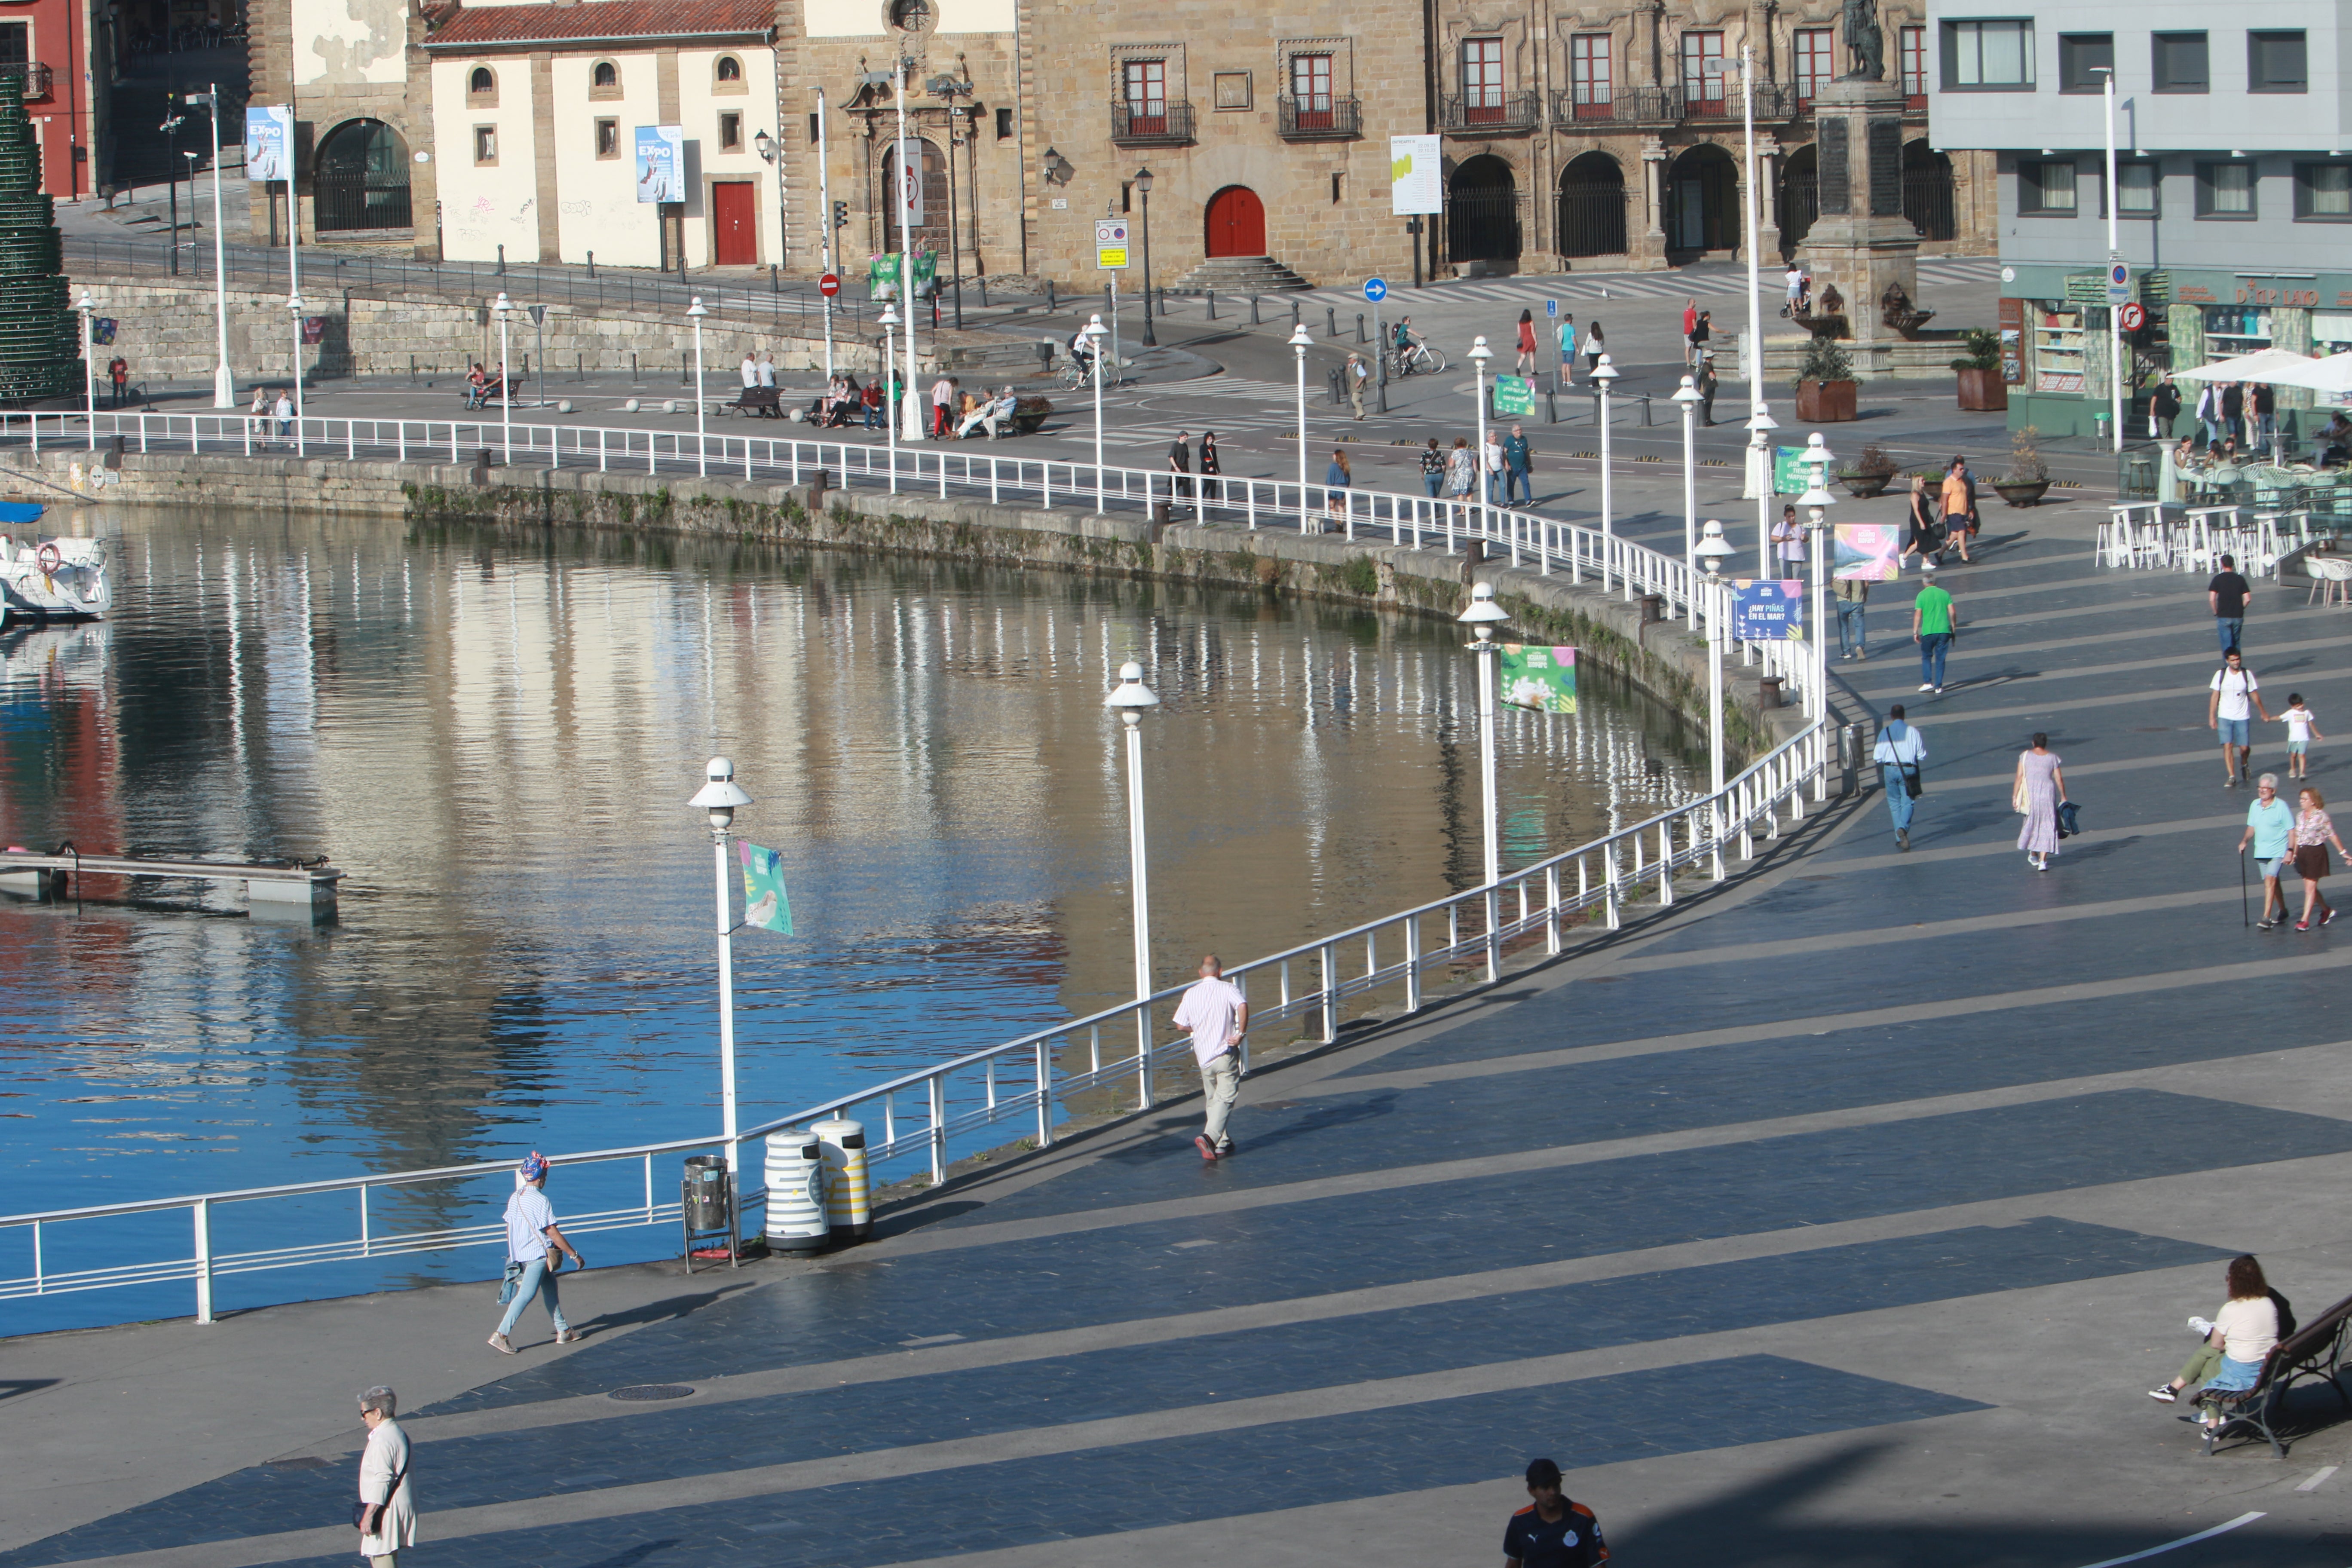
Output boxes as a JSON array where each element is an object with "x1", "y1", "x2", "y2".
[
  {"x1": 2171, "y1": 347, "x2": 2338, "y2": 388},
  {"x1": 2297, "y1": 351, "x2": 2352, "y2": 395}
]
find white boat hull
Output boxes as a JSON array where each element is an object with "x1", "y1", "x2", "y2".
[{"x1": 0, "y1": 534, "x2": 110, "y2": 619}]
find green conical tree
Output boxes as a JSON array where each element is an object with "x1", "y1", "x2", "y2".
[{"x1": 0, "y1": 74, "x2": 79, "y2": 403}]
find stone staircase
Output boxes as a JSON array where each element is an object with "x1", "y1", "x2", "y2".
[{"x1": 1170, "y1": 255, "x2": 1313, "y2": 294}]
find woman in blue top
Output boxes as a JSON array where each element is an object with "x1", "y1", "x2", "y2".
[
  {"x1": 1323, "y1": 449, "x2": 1351, "y2": 529},
  {"x1": 2238, "y1": 773, "x2": 2295, "y2": 928}
]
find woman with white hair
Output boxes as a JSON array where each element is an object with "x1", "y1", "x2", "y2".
[{"x1": 355, "y1": 1386, "x2": 415, "y2": 1563}]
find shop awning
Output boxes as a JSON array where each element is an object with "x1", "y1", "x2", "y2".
[{"x1": 2171, "y1": 348, "x2": 2342, "y2": 388}]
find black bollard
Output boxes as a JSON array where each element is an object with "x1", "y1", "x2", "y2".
[
  {"x1": 1326, "y1": 306, "x2": 1336, "y2": 337},
  {"x1": 1206, "y1": 292, "x2": 1217, "y2": 321},
  {"x1": 1250, "y1": 294, "x2": 1261, "y2": 325},
  {"x1": 1357, "y1": 312, "x2": 1366, "y2": 343},
  {"x1": 1046, "y1": 279, "x2": 1057, "y2": 311}
]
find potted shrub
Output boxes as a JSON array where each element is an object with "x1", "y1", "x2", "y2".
[
  {"x1": 1992, "y1": 424, "x2": 2051, "y2": 506},
  {"x1": 1012, "y1": 395, "x2": 1054, "y2": 435},
  {"x1": 1837, "y1": 443, "x2": 1900, "y2": 498},
  {"x1": 1951, "y1": 328, "x2": 2007, "y2": 412},
  {"x1": 1793, "y1": 335, "x2": 1858, "y2": 423}
]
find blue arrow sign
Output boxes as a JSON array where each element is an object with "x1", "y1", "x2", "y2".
[{"x1": 1363, "y1": 277, "x2": 1388, "y2": 303}]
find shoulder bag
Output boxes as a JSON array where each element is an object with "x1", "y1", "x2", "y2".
[
  {"x1": 1902, "y1": 756, "x2": 1924, "y2": 799},
  {"x1": 353, "y1": 1449, "x2": 409, "y2": 1532}
]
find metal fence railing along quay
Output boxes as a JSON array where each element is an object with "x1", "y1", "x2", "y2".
[{"x1": 0, "y1": 408, "x2": 1834, "y2": 1327}]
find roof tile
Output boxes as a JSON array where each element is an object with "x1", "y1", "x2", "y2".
[{"x1": 427, "y1": 0, "x2": 776, "y2": 48}]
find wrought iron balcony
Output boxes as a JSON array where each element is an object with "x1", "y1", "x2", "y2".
[
  {"x1": 1439, "y1": 90, "x2": 1541, "y2": 135},
  {"x1": 0, "y1": 64, "x2": 54, "y2": 101},
  {"x1": 1277, "y1": 93, "x2": 1361, "y2": 141},
  {"x1": 1109, "y1": 99, "x2": 1196, "y2": 147},
  {"x1": 1560, "y1": 81, "x2": 1802, "y2": 126}
]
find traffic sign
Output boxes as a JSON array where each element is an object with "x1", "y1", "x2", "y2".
[
  {"x1": 2107, "y1": 257, "x2": 2131, "y2": 305},
  {"x1": 1363, "y1": 277, "x2": 1388, "y2": 303},
  {"x1": 2118, "y1": 301, "x2": 2147, "y2": 332},
  {"x1": 1545, "y1": 298, "x2": 1559, "y2": 319},
  {"x1": 1095, "y1": 219, "x2": 1130, "y2": 270},
  {"x1": 818, "y1": 272, "x2": 840, "y2": 297}
]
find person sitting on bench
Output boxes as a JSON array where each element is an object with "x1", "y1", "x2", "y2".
[
  {"x1": 481, "y1": 364, "x2": 508, "y2": 405},
  {"x1": 465, "y1": 363, "x2": 490, "y2": 409},
  {"x1": 825, "y1": 375, "x2": 862, "y2": 428},
  {"x1": 2150, "y1": 1255, "x2": 2284, "y2": 1425},
  {"x1": 2321, "y1": 412, "x2": 2352, "y2": 469},
  {"x1": 957, "y1": 385, "x2": 1012, "y2": 439},
  {"x1": 861, "y1": 379, "x2": 885, "y2": 429}
]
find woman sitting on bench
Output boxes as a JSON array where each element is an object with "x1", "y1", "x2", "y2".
[
  {"x1": 465, "y1": 363, "x2": 490, "y2": 409},
  {"x1": 2149, "y1": 1255, "x2": 2282, "y2": 1422},
  {"x1": 825, "y1": 375, "x2": 862, "y2": 428}
]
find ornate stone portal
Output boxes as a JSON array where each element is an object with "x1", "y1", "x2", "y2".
[
  {"x1": 1796, "y1": 74, "x2": 1920, "y2": 364},
  {"x1": 0, "y1": 77, "x2": 77, "y2": 404}
]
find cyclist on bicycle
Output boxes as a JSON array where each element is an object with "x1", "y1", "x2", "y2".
[
  {"x1": 1067, "y1": 325, "x2": 1096, "y2": 381},
  {"x1": 1393, "y1": 315, "x2": 1417, "y2": 355}
]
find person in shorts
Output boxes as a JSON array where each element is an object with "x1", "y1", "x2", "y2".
[
  {"x1": 2277, "y1": 693, "x2": 2323, "y2": 778},
  {"x1": 2208, "y1": 648, "x2": 2270, "y2": 787},
  {"x1": 2239, "y1": 774, "x2": 2294, "y2": 929},
  {"x1": 1503, "y1": 1458, "x2": 1608, "y2": 1568}
]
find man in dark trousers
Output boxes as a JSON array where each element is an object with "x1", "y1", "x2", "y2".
[
  {"x1": 107, "y1": 354, "x2": 128, "y2": 407},
  {"x1": 2208, "y1": 551, "x2": 2252, "y2": 655},
  {"x1": 1696, "y1": 351, "x2": 1719, "y2": 426},
  {"x1": 1167, "y1": 429, "x2": 1193, "y2": 517},
  {"x1": 1503, "y1": 1458, "x2": 1609, "y2": 1568}
]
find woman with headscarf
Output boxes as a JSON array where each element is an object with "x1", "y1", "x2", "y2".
[{"x1": 489, "y1": 1151, "x2": 587, "y2": 1354}]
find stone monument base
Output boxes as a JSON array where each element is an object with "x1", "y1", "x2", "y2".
[{"x1": 1795, "y1": 77, "x2": 1921, "y2": 352}]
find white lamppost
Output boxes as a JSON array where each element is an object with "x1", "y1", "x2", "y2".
[
  {"x1": 879, "y1": 303, "x2": 900, "y2": 493},
  {"x1": 1087, "y1": 312, "x2": 1108, "y2": 514},
  {"x1": 686, "y1": 294, "x2": 709, "y2": 478},
  {"x1": 1798, "y1": 432, "x2": 1835, "y2": 736},
  {"x1": 188, "y1": 85, "x2": 233, "y2": 406},
  {"x1": 1748, "y1": 404, "x2": 1780, "y2": 578},
  {"x1": 2096, "y1": 65, "x2": 2122, "y2": 455},
  {"x1": 288, "y1": 291, "x2": 308, "y2": 456},
  {"x1": 1672, "y1": 374, "x2": 1702, "y2": 625},
  {"x1": 1696, "y1": 518, "x2": 1735, "y2": 880},
  {"x1": 687, "y1": 758, "x2": 754, "y2": 1167},
  {"x1": 1458, "y1": 581, "x2": 1509, "y2": 983},
  {"x1": 1469, "y1": 334, "x2": 1493, "y2": 545},
  {"x1": 74, "y1": 289, "x2": 94, "y2": 448},
  {"x1": 1104, "y1": 660, "x2": 1160, "y2": 1099},
  {"x1": 1593, "y1": 355, "x2": 1620, "y2": 590},
  {"x1": 491, "y1": 289, "x2": 513, "y2": 464},
  {"x1": 1289, "y1": 322, "x2": 1314, "y2": 533}
]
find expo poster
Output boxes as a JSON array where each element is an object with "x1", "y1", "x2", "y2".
[
  {"x1": 634, "y1": 124, "x2": 684, "y2": 203},
  {"x1": 1831, "y1": 522, "x2": 1902, "y2": 581},
  {"x1": 244, "y1": 106, "x2": 291, "y2": 184}
]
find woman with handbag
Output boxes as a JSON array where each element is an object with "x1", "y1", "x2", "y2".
[
  {"x1": 489, "y1": 1151, "x2": 586, "y2": 1354},
  {"x1": 2012, "y1": 733, "x2": 2069, "y2": 873},
  {"x1": 2291, "y1": 787, "x2": 2347, "y2": 930},
  {"x1": 1899, "y1": 475, "x2": 1942, "y2": 569},
  {"x1": 354, "y1": 1386, "x2": 415, "y2": 1564}
]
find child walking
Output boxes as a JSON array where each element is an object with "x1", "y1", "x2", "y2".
[{"x1": 2279, "y1": 693, "x2": 2324, "y2": 778}]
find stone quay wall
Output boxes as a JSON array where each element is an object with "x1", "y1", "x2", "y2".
[{"x1": 0, "y1": 445, "x2": 1794, "y2": 760}]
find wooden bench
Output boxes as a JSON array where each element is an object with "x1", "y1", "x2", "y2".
[
  {"x1": 2199, "y1": 1289, "x2": 2352, "y2": 1458},
  {"x1": 723, "y1": 387, "x2": 783, "y2": 419}
]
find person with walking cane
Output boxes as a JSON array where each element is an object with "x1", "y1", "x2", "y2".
[{"x1": 2240, "y1": 773, "x2": 2294, "y2": 930}]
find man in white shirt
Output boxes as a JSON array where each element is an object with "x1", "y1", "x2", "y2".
[
  {"x1": 929, "y1": 374, "x2": 956, "y2": 440},
  {"x1": 739, "y1": 352, "x2": 758, "y2": 389},
  {"x1": 2207, "y1": 647, "x2": 2272, "y2": 787},
  {"x1": 1170, "y1": 954, "x2": 1248, "y2": 1161},
  {"x1": 1871, "y1": 704, "x2": 1926, "y2": 851},
  {"x1": 1482, "y1": 429, "x2": 1507, "y2": 506},
  {"x1": 755, "y1": 350, "x2": 777, "y2": 388}
]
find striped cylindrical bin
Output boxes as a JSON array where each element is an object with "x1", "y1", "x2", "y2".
[
  {"x1": 811, "y1": 1116, "x2": 871, "y2": 1239},
  {"x1": 763, "y1": 1131, "x2": 830, "y2": 1253}
]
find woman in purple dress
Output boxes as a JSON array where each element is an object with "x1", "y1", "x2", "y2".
[{"x1": 2014, "y1": 733, "x2": 2068, "y2": 872}]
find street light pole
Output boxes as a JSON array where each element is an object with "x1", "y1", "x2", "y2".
[
  {"x1": 288, "y1": 291, "x2": 308, "y2": 456},
  {"x1": 2099, "y1": 65, "x2": 2122, "y2": 455},
  {"x1": 1749, "y1": 405, "x2": 1779, "y2": 578},
  {"x1": 1798, "y1": 432, "x2": 1836, "y2": 738},
  {"x1": 1135, "y1": 166, "x2": 1156, "y2": 348},
  {"x1": 492, "y1": 290, "x2": 513, "y2": 464},
  {"x1": 1696, "y1": 518, "x2": 1734, "y2": 880},
  {"x1": 1470, "y1": 334, "x2": 1492, "y2": 542},
  {"x1": 1289, "y1": 322, "x2": 1314, "y2": 532},
  {"x1": 1593, "y1": 354, "x2": 1619, "y2": 548},
  {"x1": 813, "y1": 90, "x2": 836, "y2": 380},
  {"x1": 191, "y1": 85, "x2": 233, "y2": 406},
  {"x1": 1086, "y1": 311, "x2": 1108, "y2": 512},
  {"x1": 1104, "y1": 662, "x2": 1160, "y2": 1100},
  {"x1": 879, "y1": 304, "x2": 900, "y2": 493},
  {"x1": 1673, "y1": 374, "x2": 1702, "y2": 626},
  {"x1": 894, "y1": 61, "x2": 923, "y2": 441},
  {"x1": 75, "y1": 289, "x2": 93, "y2": 448},
  {"x1": 687, "y1": 759, "x2": 755, "y2": 1164},
  {"x1": 161, "y1": 103, "x2": 184, "y2": 276},
  {"x1": 687, "y1": 294, "x2": 709, "y2": 477},
  {"x1": 1458, "y1": 582, "x2": 1510, "y2": 983}
]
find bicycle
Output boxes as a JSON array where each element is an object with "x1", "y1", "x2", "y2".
[
  {"x1": 1057, "y1": 352, "x2": 1121, "y2": 392},
  {"x1": 1386, "y1": 340, "x2": 1446, "y2": 379}
]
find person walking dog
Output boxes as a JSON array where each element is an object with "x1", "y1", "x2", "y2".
[
  {"x1": 355, "y1": 1387, "x2": 416, "y2": 1565},
  {"x1": 2240, "y1": 773, "x2": 2295, "y2": 929},
  {"x1": 489, "y1": 1152, "x2": 585, "y2": 1354},
  {"x1": 1872, "y1": 704, "x2": 1926, "y2": 851},
  {"x1": 1172, "y1": 955, "x2": 1248, "y2": 1161}
]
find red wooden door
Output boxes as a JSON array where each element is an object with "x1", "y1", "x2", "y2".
[
  {"x1": 1204, "y1": 186, "x2": 1265, "y2": 257},
  {"x1": 712, "y1": 181, "x2": 757, "y2": 265}
]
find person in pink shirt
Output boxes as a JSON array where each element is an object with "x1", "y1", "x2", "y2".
[{"x1": 1170, "y1": 954, "x2": 1249, "y2": 1161}]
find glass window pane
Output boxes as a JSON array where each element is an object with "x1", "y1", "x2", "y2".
[
  {"x1": 1981, "y1": 24, "x2": 2023, "y2": 84},
  {"x1": 2310, "y1": 164, "x2": 2350, "y2": 215}
]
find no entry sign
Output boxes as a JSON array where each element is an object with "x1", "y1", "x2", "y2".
[{"x1": 818, "y1": 273, "x2": 841, "y2": 297}]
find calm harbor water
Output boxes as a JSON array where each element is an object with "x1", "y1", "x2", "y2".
[{"x1": 0, "y1": 505, "x2": 1701, "y2": 1332}]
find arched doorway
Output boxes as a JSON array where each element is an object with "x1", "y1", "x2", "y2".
[
  {"x1": 1665, "y1": 144, "x2": 1737, "y2": 255},
  {"x1": 314, "y1": 119, "x2": 411, "y2": 232},
  {"x1": 1777, "y1": 143, "x2": 1819, "y2": 259},
  {"x1": 1556, "y1": 152, "x2": 1626, "y2": 259},
  {"x1": 1903, "y1": 141, "x2": 1957, "y2": 241},
  {"x1": 880, "y1": 137, "x2": 949, "y2": 255},
  {"x1": 1204, "y1": 186, "x2": 1266, "y2": 256},
  {"x1": 1448, "y1": 155, "x2": 1520, "y2": 265}
]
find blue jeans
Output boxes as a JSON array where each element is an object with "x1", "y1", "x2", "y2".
[
  {"x1": 2207, "y1": 1353, "x2": 2263, "y2": 1393},
  {"x1": 1486, "y1": 472, "x2": 1505, "y2": 505},
  {"x1": 2217, "y1": 617, "x2": 2243, "y2": 654},
  {"x1": 495, "y1": 1255, "x2": 570, "y2": 1338},
  {"x1": 1880, "y1": 763, "x2": 1915, "y2": 832},
  {"x1": 1422, "y1": 473, "x2": 1444, "y2": 498},
  {"x1": 1917, "y1": 632, "x2": 1951, "y2": 687},
  {"x1": 1838, "y1": 600, "x2": 1866, "y2": 656},
  {"x1": 2201, "y1": 417, "x2": 2225, "y2": 447},
  {"x1": 1506, "y1": 466, "x2": 1532, "y2": 505}
]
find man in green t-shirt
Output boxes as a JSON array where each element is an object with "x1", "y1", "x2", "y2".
[{"x1": 1912, "y1": 564, "x2": 1958, "y2": 693}]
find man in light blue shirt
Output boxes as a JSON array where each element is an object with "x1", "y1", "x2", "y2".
[
  {"x1": 1556, "y1": 315, "x2": 1577, "y2": 388},
  {"x1": 2238, "y1": 773, "x2": 2295, "y2": 928},
  {"x1": 1871, "y1": 704, "x2": 1926, "y2": 850}
]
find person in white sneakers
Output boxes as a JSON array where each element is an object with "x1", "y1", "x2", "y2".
[
  {"x1": 2149, "y1": 1255, "x2": 2285, "y2": 1424},
  {"x1": 1171, "y1": 955, "x2": 1248, "y2": 1161},
  {"x1": 489, "y1": 1152, "x2": 586, "y2": 1354}
]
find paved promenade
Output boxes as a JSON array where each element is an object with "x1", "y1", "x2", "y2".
[{"x1": 7, "y1": 493, "x2": 2352, "y2": 1568}]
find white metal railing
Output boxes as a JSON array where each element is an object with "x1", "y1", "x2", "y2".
[
  {"x1": 24, "y1": 407, "x2": 1819, "y2": 710},
  {"x1": 0, "y1": 412, "x2": 1834, "y2": 1325}
]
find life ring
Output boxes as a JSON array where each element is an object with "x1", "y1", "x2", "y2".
[{"x1": 35, "y1": 542, "x2": 60, "y2": 576}]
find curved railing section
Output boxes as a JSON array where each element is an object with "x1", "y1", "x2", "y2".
[{"x1": 0, "y1": 404, "x2": 1834, "y2": 1325}]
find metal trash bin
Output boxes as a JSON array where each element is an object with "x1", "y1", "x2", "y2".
[
  {"x1": 683, "y1": 1154, "x2": 731, "y2": 1231},
  {"x1": 812, "y1": 1117, "x2": 873, "y2": 1239},
  {"x1": 763, "y1": 1132, "x2": 830, "y2": 1253}
]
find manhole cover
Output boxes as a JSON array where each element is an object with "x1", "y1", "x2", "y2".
[{"x1": 608, "y1": 1384, "x2": 695, "y2": 1402}]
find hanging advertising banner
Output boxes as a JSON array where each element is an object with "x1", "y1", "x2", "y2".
[
  {"x1": 896, "y1": 138, "x2": 925, "y2": 227},
  {"x1": 634, "y1": 125, "x2": 684, "y2": 203},
  {"x1": 1731, "y1": 580, "x2": 1807, "y2": 641},
  {"x1": 867, "y1": 249, "x2": 935, "y2": 299},
  {"x1": 1491, "y1": 375, "x2": 1534, "y2": 416},
  {"x1": 738, "y1": 842, "x2": 793, "y2": 934},
  {"x1": 244, "y1": 106, "x2": 292, "y2": 184},
  {"x1": 1389, "y1": 133, "x2": 1442, "y2": 216},
  {"x1": 1770, "y1": 444, "x2": 1812, "y2": 494},
  {"x1": 1831, "y1": 522, "x2": 1902, "y2": 581},
  {"x1": 1498, "y1": 645, "x2": 1577, "y2": 713}
]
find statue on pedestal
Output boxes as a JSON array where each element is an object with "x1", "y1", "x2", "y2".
[{"x1": 1842, "y1": 0, "x2": 1884, "y2": 81}]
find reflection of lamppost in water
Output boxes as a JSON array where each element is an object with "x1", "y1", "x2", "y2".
[{"x1": 1458, "y1": 581, "x2": 1509, "y2": 983}]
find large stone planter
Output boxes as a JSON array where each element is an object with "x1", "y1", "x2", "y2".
[
  {"x1": 1795, "y1": 379, "x2": 1858, "y2": 423},
  {"x1": 1956, "y1": 368, "x2": 2008, "y2": 411},
  {"x1": 1992, "y1": 479, "x2": 2051, "y2": 507}
]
